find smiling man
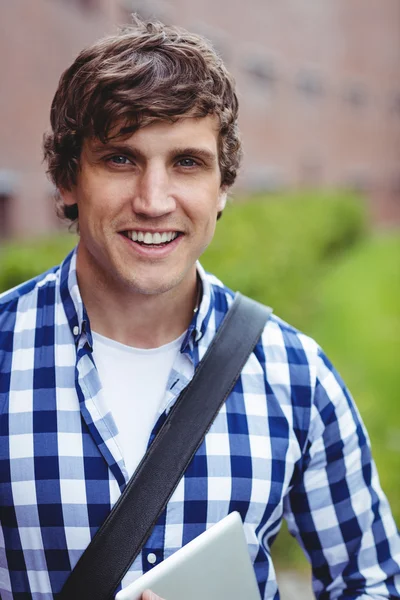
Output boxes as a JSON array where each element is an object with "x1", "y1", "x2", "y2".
[
  {"x1": 61, "y1": 116, "x2": 226, "y2": 349},
  {"x1": 0, "y1": 14, "x2": 399, "y2": 600}
]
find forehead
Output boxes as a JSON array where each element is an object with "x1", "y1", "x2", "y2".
[{"x1": 87, "y1": 114, "x2": 220, "y2": 153}]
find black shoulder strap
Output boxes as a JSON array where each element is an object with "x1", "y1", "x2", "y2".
[{"x1": 60, "y1": 293, "x2": 272, "y2": 600}]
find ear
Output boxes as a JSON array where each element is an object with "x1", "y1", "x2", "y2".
[
  {"x1": 59, "y1": 187, "x2": 77, "y2": 206},
  {"x1": 217, "y1": 187, "x2": 228, "y2": 212}
]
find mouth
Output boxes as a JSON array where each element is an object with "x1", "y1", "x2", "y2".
[{"x1": 120, "y1": 229, "x2": 182, "y2": 248}]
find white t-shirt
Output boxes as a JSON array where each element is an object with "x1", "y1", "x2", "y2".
[{"x1": 92, "y1": 331, "x2": 185, "y2": 478}]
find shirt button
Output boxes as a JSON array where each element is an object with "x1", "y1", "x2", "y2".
[
  {"x1": 147, "y1": 553, "x2": 157, "y2": 565},
  {"x1": 73, "y1": 326, "x2": 79, "y2": 336}
]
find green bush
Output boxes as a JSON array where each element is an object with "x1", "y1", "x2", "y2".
[
  {"x1": 202, "y1": 190, "x2": 367, "y2": 326},
  {"x1": 0, "y1": 234, "x2": 77, "y2": 293}
]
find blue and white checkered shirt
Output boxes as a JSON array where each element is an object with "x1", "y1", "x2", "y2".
[{"x1": 1, "y1": 247, "x2": 399, "y2": 599}]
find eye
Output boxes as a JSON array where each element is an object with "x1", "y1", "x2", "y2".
[
  {"x1": 108, "y1": 155, "x2": 132, "y2": 165},
  {"x1": 177, "y1": 158, "x2": 198, "y2": 168}
]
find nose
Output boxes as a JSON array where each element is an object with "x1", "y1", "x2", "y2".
[{"x1": 131, "y1": 163, "x2": 176, "y2": 218}]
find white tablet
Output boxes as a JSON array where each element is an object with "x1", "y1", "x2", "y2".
[{"x1": 115, "y1": 512, "x2": 261, "y2": 600}]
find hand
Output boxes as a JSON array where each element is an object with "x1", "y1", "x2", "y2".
[{"x1": 141, "y1": 590, "x2": 165, "y2": 600}]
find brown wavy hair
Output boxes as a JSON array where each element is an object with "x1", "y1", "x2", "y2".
[{"x1": 43, "y1": 15, "x2": 242, "y2": 223}]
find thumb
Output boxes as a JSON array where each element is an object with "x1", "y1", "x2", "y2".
[{"x1": 142, "y1": 590, "x2": 164, "y2": 600}]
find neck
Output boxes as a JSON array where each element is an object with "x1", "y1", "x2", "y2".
[{"x1": 76, "y1": 263, "x2": 199, "y2": 350}]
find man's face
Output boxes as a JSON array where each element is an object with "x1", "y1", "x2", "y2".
[{"x1": 61, "y1": 115, "x2": 226, "y2": 298}]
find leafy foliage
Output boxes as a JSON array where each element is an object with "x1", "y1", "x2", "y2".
[
  {"x1": 202, "y1": 190, "x2": 367, "y2": 327},
  {"x1": 0, "y1": 234, "x2": 77, "y2": 293}
]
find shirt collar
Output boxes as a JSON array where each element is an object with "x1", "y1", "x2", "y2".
[
  {"x1": 59, "y1": 246, "x2": 216, "y2": 350},
  {"x1": 185, "y1": 261, "x2": 214, "y2": 344},
  {"x1": 60, "y1": 247, "x2": 92, "y2": 349}
]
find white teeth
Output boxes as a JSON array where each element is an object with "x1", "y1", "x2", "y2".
[{"x1": 128, "y1": 231, "x2": 179, "y2": 245}]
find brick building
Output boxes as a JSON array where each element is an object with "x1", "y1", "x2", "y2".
[{"x1": 1, "y1": 0, "x2": 399, "y2": 239}]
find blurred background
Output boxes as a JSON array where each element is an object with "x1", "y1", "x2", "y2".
[{"x1": 0, "y1": 1, "x2": 399, "y2": 598}]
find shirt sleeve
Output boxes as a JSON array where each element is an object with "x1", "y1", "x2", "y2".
[{"x1": 283, "y1": 348, "x2": 400, "y2": 599}]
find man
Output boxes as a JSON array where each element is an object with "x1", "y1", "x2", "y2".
[{"x1": 0, "y1": 15, "x2": 399, "y2": 600}]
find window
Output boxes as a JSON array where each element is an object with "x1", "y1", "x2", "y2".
[
  {"x1": 390, "y1": 92, "x2": 400, "y2": 117},
  {"x1": 0, "y1": 170, "x2": 17, "y2": 240},
  {"x1": 392, "y1": 174, "x2": 400, "y2": 195},
  {"x1": 343, "y1": 83, "x2": 367, "y2": 108},
  {"x1": 296, "y1": 70, "x2": 324, "y2": 98},
  {"x1": 244, "y1": 56, "x2": 277, "y2": 88},
  {"x1": 0, "y1": 194, "x2": 11, "y2": 240}
]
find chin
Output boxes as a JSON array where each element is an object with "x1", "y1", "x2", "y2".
[{"x1": 121, "y1": 276, "x2": 178, "y2": 297}]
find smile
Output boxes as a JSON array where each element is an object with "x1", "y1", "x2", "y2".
[{"x1": 122, "y1": 230, "x2": 180, "y2": 246}]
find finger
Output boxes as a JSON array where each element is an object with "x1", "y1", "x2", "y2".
[{"x1": 141, "y1": 590, "x2": 164, "y2": 600}]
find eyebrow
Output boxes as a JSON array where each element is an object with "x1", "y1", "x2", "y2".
[
  {"x1": 170, "y1": 147, "x2": 217, "y2": 164},
  {"x1": 88, "y1": 142, "x2": 217, "y2": 164}
]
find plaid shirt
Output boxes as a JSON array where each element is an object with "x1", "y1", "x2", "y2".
[{"x1": 0, "y1": 248, "x2": 399, "y2": 600}]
